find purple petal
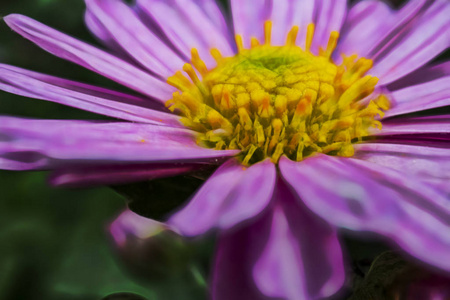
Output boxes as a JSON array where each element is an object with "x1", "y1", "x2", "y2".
[
  {"x1": 0, "y1": 64, "x2": 181, "y2": 126},
  {"x1": 136, "y1": 0, "x2": 234, "y2": 69},
  {"x1": 311, "y1": 0, "x2": 347, "y2": 54},
  {"x1": 253, "y1": 181, "x2": 345, "y2": 300},
  {"x1": 377, "y1": 115, "x2": 450, "y2": 135},
  {"x1": 4, "y1": 14, "x2": 174, "y2": 101},
  {"x1": 280, "y1": 155, "x2": 450, "y2": 272},
  {"x1": 49, "y1": 162, "x2": 202, "y2": 187},
  {"x1": 290, "y1": 0, "x2": 315, "y2": 49},
  {"x1": 212, "y1": 180, "x2": 345, "y2": 300},
  {"x1": 212, "y1": 210, "x2": 273, "y2": 300},
  {"x1": 168, "y1": 158, "x2": 276, "y2": 236},
  {"x1": 230, "y1": 0, "x2": 346, "y2": 52},
  {"x1": 354, "y1": 143, "x2": 450, "y2": 183},
  {"x1": 370, "y1": 1, "x2": 450, "y2": 85},
  {"x1": 0, "y1": 117, "x2": 238, "y2": 170},
  {"x1": 193, "y1": 0, "x2": 230, "y2": 39},
  {"x1": 268, "y1": 0, "x2": 316, "y2": 47},
  {"x1": 388, "y1": 61, "x2": 450, "y2": 91},
  {"x1": 268, "y1": 0, "x2": 292, "y2": 46},
  {"x1": 384, "y1": 76, "x2": 450, "y2": 117},
  {"x1": 84, "y1": 10, "x2": 123, "y2": 54},
  {"x1": 85, "y1": 0, "x2": 185, "y2": 78},
  {"x1": 337, "y1": 0, "x2": 427, "y2": 60},
  {"x1": 230, "y1": 0, "x2": 267, "y2": 49},
  {"x1": 271, "y1": 0, "x2": 347, "y2": 50}
]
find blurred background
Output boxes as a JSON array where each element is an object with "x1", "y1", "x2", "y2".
[
  {"x1": 0, "y1": 0, "x2": 439, "y2": 300},
  {"x1": 0, "y1": 0, "x2": 216, "y2": 299}
]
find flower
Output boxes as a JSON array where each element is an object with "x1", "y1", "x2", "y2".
[{"x1": 1, "y1": 0, "x2": 450, "y2": 299}]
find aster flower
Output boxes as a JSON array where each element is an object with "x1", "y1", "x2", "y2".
[{"x1": 1, "y1": 0, "x2": 450, "y2": 299}]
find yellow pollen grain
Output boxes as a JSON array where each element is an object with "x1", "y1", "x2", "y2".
[{"x1": 166, "y1": 22, "x2": 390, "y2": 166}]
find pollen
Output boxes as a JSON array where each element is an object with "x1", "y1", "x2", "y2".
[{"x1": 166, "y1": 22, "x2": 389, "y2": 165}]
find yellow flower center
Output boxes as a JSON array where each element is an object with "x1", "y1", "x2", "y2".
[{"x1": 166, "y1": 22, "x2": 390, "y2": 165}]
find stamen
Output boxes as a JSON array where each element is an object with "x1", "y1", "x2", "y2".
[
  {"x1": 264, "y1": 20, "x2": 272, "y2": 45},
  {"x1": 167, "y1": 71, "x2": 191, "y2": 91},
  {"x1": 183, "y1": 63, "x2": 201, "y2": 86},
  {"x1": 325, "y1": 31, "x2": 339, "y2": 58},
  {"x1": 183, "y1": 63, "x2": 208, "y2": 96},
  {"x1": 191, "y1": 48, "x2": 208, "y2": 75},
  {"x1": 305, "y1": 23, "x2": 315, "y2": 52},
  {"x1": 286, "y1": 25, "x2": 299, "y2": 46},
  {"x1": 210, "y1": 48, "x2": 223, "y2": 63},
  {"x1": 251, "y1": 37, "x2": 260, "y2": 48},
  {"x1": 235, "y1": 34, "x2": 244, "y2": 53},
  {"x1": 242, "y1": 145, "x2": 257, "y2": 165},
  {"x1": 167, "y1": 20, "x2": 389, "y2": 166}
]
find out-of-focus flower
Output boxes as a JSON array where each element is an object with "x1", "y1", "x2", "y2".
[
  {"x1": 0, "y1": 0, "x2": 449, "y2": 299},
  {"x1": 110, "y1": 210, "x2": 192, "y2": 280}
]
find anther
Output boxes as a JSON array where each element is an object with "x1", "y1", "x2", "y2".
[
  {"x1": 191, "y1": 48, "x2": 208, "y2": 75},
  {"x1": 325, "y1": 31, "x2": 339, "y2": 58},
  {"x1": 183, "y1": 63, "x2": 208, "y2": 96},
  {"x1": 305, "y1": 23, "x2": 315, "y2": 52},
  {"x1": 264, "y1": 20, "x2": 272, "y2": 45},
  {"x1": 235, "y1": 34, "x2": 244, "y2": 53},
  {"x1": 251, "y1": 37, "x2": 260, "y2": 48},
  {"x1": 167, "y1": 71, "x2": 192, "y2": 91},
  {"x1": 242, "y1": 145, "x2": 257, "y2": 165},
  {"x1": 183, "y1": 64, "x2": 201, "y2": 86},
  {"x1": 210, "y1": 48, "x2": 223, "y2": 63},
  {"x1": 269, "y1": 118, "x2": 283, "y2": 152},
  {"x1": 286, "y1": 25, "x2": 299, "y2": 46}
]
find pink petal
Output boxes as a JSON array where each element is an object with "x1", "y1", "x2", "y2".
[
  {"x1": 377, "y1": 115, "x2": 450, "y2": 135},
  {"x1": 49, "y1": 162, "x2": 202, "y2": 187},
  {"x1": 85, "y1": 0, "x2": 185, "y2": 77},
  {"x1": 4, "y1": 14, "x2": 174, "y2": 101},
  {"x1": 136, "y1": 0, "x2": 234, "y2": 69},
  {"x1": 169, "y1": 158, "x2": 276, "y2": 236},
  {"x1": 280, "y1": 155, "x2": 450, "y2": 272},
  {"x1": 336, "y1": 0, "x2": 427, "y2": 60},
  {"x1": 354, "y1": 143, "x2": 450, "y2": 183},
  {"x1": 230, "y1": 0, "x2": 267, "y2": 49},
  {"x1": 253, "y1": 181, "x2": 345, "y2": 300},
  {"x1": 370, "y1": 1, "x2": 450, "y2": 85},
  {"x1": 84, "y1": 10, "x2": 124, "y2": 55},
  {"x1": 385, "y1": 76, "x2": 450, "y2": 117},
  {"x1": 212, "y1": 209, "x2": 273, "y2": 300},
  {"x1": 0, "y1": 117, "x2": 238, "y2": 170},
  {"x1": 231, "y1": 0, "x2": 346, "y2": 53},
  {"x1": 0, "y1": 64, "x2": 181, "y2": 126},
  {"x1": 388, "y1": 61, "x2": 450, "y2": 91},
  {"x1": 311, "y1": 0, "x2": 347, "y2": 54},
  {"x1": 212, "y1": 180, "x2": 345, "y2": 300}
]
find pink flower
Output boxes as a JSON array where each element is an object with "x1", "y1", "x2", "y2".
[{"x1": 1, "y1": 0, "x2": 449, "y2": 299}]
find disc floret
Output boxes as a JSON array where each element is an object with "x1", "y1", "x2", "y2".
[{"x1": 167, "y1": 22, "x2": 389, "y2": 165}]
